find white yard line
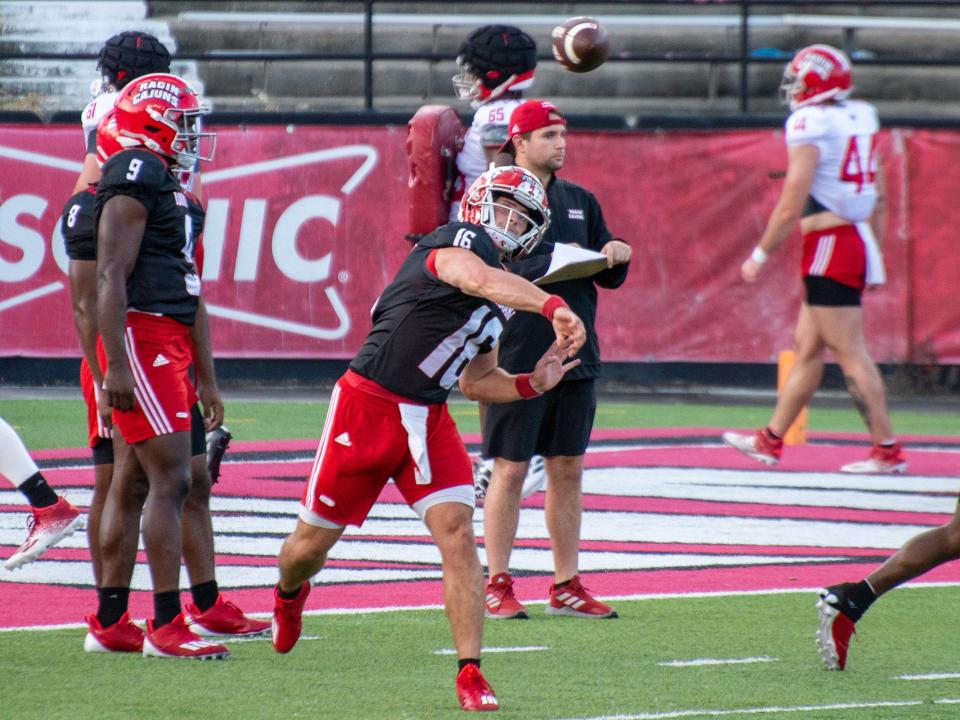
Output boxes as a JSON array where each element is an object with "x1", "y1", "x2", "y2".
[
  {"x1": 553, "y1": 698, "x2": 940, "y2": 720},
  {"x1": 896, "y1": 672, "x2": 960, "y2": 681},
  {"x1": 658, "y1": 656, "x2": 777, "y2": 667},
  {"x1": 434, "y1": 645, "x2": 549, "y2": 655}
]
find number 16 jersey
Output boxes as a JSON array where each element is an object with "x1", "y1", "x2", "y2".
[{"x1": 349, "y1": 222, "x2": 508, "y2": 405}]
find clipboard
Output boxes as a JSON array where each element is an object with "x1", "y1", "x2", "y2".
[{"x1": 533, "y1": 243, "x2": 609, "y2": 285}]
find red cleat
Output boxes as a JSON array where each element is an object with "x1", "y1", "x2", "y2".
[
  {"x1": 484, "y1": 573, "x2": 528, "y2": 619},
  {"x1": 272, "y1": 581, "x2": 310, "y2": 654},
  {"x1": 816, "y1": 587, "x2": 857, "y2": 670},
  {"x1": 83, "y1": 612, "x2": 144, "y2": 653},
  {"x1": 545, "y1": 575, "x2": 618, "y2": 619},
  {"x1": 722, "y1": 428, "x2": 783, "y2": 467},
  {"x1": 143, "y1": 614, "x2": 230, "y2": 660},
  {"x1": 456, "y1": 664, "x2": 499, "y2": 712},
  {"x1": 185, "y1": 594, "x2": 271, "y2": 637}
]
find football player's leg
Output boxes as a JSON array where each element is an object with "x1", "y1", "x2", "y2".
[
  {"x1": 769, "y1": 304, "x2": 825, "y2": 435},
  {"x1": 868, "y1": 507, "x2": 960, "y2": 597},
  {"x1": 424, "y1": 500, "x2": 485, "y2": 660},
  {"x1": 278, "y1": 520, "x2": 343, "y2": 593},
  {"x1": 96, "y1": 433, "x2": 148, "y2": 627},
  {"x1": 133, "y1": 431, "x2": 192, "y2": 599},
  {"x1": 87, "y1": 446, "x2": 114, "y2": 587},
  {"x1": 543, "y1": 454, "x2": 584, "y2": 583},
  {"x1": 813, "y1": 305, "x2": 893, "y2": 442},
  {"x1": 483, "y1": 458, "x2": 528, "y2": 578},
  {"x1": 0, "y1": 415, "x2": 46, "y2": 491},
  {"x1": 182, "y1": 409, "x2": 215, "y2": 588}
]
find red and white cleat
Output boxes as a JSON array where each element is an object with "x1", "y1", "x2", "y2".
[
  {"x1": 4, "y1": 497, "x2": 83, "y2": 570},
  {"x1": 83, "y1": 612, "x2": 145, "y2": 653},
  {"x1": 143, "y1": 614, "x2": 230, "y2": 660},
  {"x1": 185, "y1": 594, "x2": 271, "y2": 637},
  {"x1": 456, "y1": 664, "x2": 499, "y2": 712}
]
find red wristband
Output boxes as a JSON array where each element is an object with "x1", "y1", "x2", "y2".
[
  {"x1": 541, "y1": 294, "x2": 568, "y2": 321},
  {"x1": 515, "y1": 373, "x2": 542, "y2": 399}
]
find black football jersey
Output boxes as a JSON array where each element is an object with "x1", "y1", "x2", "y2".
[
  {"x1": 95, "y1": 149, "x2": 200, "y2": 326},
  {"x1": 61, "y1": 186, "x2": 98, "y2": 261},
  {"x1": 350, "y1": 222, "x2": 508, "y2": 404}
]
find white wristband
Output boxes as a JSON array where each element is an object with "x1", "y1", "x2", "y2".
[{"x1": 751, "y1": 246, "x2": 769, "y2": 264}]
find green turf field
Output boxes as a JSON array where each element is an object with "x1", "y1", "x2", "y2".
[
  {"x1": 2, "y1": 395, "x2": 957, "y2": 719},
  {"x1": 0, "y1": 396, "x2": 950, "y2": 449},
  {"x1": 1, "y1": 588, "x2": 959, "y2": 719}
]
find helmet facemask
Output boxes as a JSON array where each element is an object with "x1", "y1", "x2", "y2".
[
  {"x1": 460, "y1": 166, "x2": 550, "y2": 261},
  {"x1": 165, "y1": 104, "x2": 216, "y2": 171}
]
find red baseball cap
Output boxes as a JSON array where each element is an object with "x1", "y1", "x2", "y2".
[{"x1": 498, "y1": 99, "x2": 566, "y2": 153}]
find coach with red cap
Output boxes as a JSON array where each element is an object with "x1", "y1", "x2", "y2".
[{"x1": 480, "y1": 98, "x2": 632, "y2": 620}]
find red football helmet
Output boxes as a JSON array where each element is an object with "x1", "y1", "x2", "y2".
[
  {"x1": 780, "y1": 44, "x2": 853, "y2": 111},
  {"x1": 95, "y1": 110, "x2": 125, "y2": 167},
  {"x1": 112, "y1": 72, "x2": 215, "y2": 171},
  {"x1": 458, "y1": 165, "x2": 549, "y2": 260}
]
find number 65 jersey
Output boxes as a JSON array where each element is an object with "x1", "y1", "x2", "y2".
[
  {"x1": 350, "y1": 222, "x2": 509, "y2": 405},
  {"x1": 786, "y1": 99, "x2": 878, "y2": 222}
]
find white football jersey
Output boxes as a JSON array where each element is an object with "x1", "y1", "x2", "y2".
[
  {"x1": 785, "y1": 99, "x2": 879, "y2": 222},
  {"x1": 80, "y1": 90, "x2": 119, "y2": 152},
  {"x1": 449, "y1": 96, "x2": 525, "y2": 222}
]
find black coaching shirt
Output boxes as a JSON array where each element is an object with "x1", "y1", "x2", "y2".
[
  {"x1": 350, "y1": 222, "x2": 509, "y2": 405},
  {"x1": 498, "y1": 175, "x2": 629, "y2": 380},
  {"x1": 95, "y1": 149, "x2": 201, "y2": 326}
]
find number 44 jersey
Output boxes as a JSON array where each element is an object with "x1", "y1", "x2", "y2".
[
  {"x1": 786, "y1": 99, "x2": 879, "y2": 223},
  {"x1": 349, "y1": 222, "x2": 510, "y2": 404}
]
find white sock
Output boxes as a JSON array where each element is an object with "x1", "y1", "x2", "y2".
[{"x1": 0, "y1": 416, "x2": 40, "y2": 487}]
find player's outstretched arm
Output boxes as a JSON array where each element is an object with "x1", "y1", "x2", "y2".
[
  {"x1": 435, "y1": 246, "x2": 586, "y2": 354},
  {"x1": 459, "y1": 338, "x2": 581, "y2": 404}
]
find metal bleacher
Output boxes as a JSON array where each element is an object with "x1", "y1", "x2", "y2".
[{"x1": 3, "y1": 1, "x2": 960, "y2": 125}]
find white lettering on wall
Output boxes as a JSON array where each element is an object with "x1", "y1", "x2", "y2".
[
  {"x1": 272, "y1": 195, "x2": 339, "y2": 283},
  {"x1": 0, "y1": 194, "x2": 47, "y2": 281}
]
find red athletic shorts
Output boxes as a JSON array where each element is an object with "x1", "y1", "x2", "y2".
[
  {"x1": 79, "y1": 338, "x2": 111, "y2": 448},
  {"x1": 300, "y1": 370, "x2": 474, "y2": 528},
  {"x1": 802, "y1": 223, "x2": 866, "y2": 290},
  {"x1": 111, "y1": 312, "x2": 195, "y2": 444}
]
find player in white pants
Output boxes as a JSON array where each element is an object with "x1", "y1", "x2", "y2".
[{"x1": 1, "y1": 416, "x2": 82, "y2": 570}]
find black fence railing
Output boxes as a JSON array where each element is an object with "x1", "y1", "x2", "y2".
[{"x1": 4, "y1": 0, "x2": 960, "y2": 118}]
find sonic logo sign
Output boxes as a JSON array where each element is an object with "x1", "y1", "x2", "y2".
[{"x1": 0, "y1": 125, "x2": 412, "y2": 358}]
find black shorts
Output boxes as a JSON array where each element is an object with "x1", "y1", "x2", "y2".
[
  {"x1": 190, "y1": 403, "x2": 206, "y2": 457},
  {"x1": 482, "y1": 379, "x2": 596, "y2": 461},
  {"x1": 90, "y1": 402, "x2": 206, "y2": 463},
  {"x1": 804, "y1": 276, "x2": 861, "y2": 307}
]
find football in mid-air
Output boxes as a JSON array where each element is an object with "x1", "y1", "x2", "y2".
[{"x1": 551, "y1": 17, "x2": 609, "y2": 73}]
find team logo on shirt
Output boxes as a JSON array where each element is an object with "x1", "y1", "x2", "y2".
[{"x1": 567, "y1": 208, "x2": 585, "y2": 221}]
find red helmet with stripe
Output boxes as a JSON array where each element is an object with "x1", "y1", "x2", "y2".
[
  {"x1": 780, "y1": 44, "x2": 853, "y2": 111},
  {"x1": 458, "y1": 165, "x2": 549, "y2": 260}
]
